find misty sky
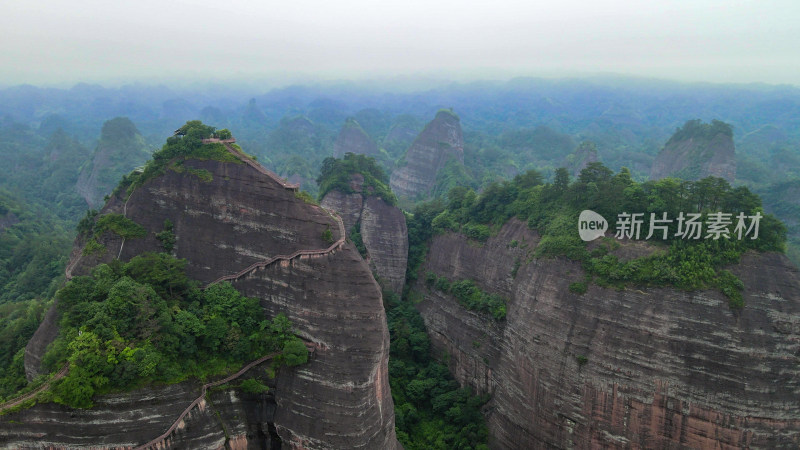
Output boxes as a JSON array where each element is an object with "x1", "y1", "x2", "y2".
[{"x1": 2, "y1": 0, "x2": 799, "y2": 87}]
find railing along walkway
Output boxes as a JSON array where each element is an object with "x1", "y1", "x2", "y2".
[
  {"x1": 133, "y1": 351, "x2": 281, "y2": 450},
  {"x1": 0, "y1": 363, "x2": 69, "y2": 414}
]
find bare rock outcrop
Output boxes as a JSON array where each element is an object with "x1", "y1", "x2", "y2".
[
  {"x1": 15, "y1": 153, "x2": 398, "y2": 448},
  {"x1": 390, "y1": 110, "x2": 464, "y2": 200},
  {"x1": 333, "y1": 118, "x2": 379, "y2": 158},
  {"x1": 321, "y1": 181, "x2": 408, "y2": 294},
  {"x1": 650, "y1": 119, "x2": 736, "y2": 182},
  {"x1": 1, "y1": 369, "x2": 284, "y2": 449},
  {"x1": 417, "y1": 219, "x2": 800, "y2": 448}
]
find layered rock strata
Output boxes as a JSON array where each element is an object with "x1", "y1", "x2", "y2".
[
  {"x1": 417, "y1": 219, "x2": 800, "y2": 448},
  {"x1": 15, "y1": 151, "x2": 398, "y2": 448},
  {"x1": 321, "y1": 183, "x2": 408, "y2": 294}
]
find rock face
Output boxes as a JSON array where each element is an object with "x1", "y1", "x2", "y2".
[
  {"x1": 16, "y1": 153, "x2": 398, "y2": 448},
  {"x1": 333, "y1": 118, "x2": 379, "y2": 158},
  {"x1": 1, "y1": 371, "x2": 282, "y2": 449},
  {"x1": 321, "y1": 180, "x2": 408, "y2": 294},
  {"x1": 650, "y1": 120, "x2": 736, "y2": 182},
  {"x1": 390, "y1": 110, "x2": 464, "y2": 200},
  {"x1": 76, "y1": 117, "x2": 150, "y2": 208},
  {"x1": 416, "y1": 219, "x2": 800, "y2": 449}
]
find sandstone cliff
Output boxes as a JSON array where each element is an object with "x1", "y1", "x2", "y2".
[
  {"x1": 390, "y1": 110, "x2": 465, "y2": 200},
  {"x1": 2, "y1": 373, "x2": 283, "y2": 448},
  {"x1": 76, "y1": 117, "x2": 151, "y2": 208},
  {"x1": 650, "y1": 119, "x2": 736, "y2": 182},
  {"x1": 321, "y1": 177, "x2": 408, "y2": 294},
  {"x1": 13, "y1": 146, "x2": 398, "y2": 449},
  {"x1": 333, "y1": 118, "x2": 379, "y2": 158},
  {"x1": 416, "y1": 219, "x2": 800, "y2": 449}
]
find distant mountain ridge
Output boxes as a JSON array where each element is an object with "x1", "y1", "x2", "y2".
[{"x1": 76, "y1": 117, "x2": 150, "y2": 208}]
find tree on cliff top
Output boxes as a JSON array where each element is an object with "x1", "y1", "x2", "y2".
[
  {"x1": 117, "y1": 120, "x2": 241, "y2": 196},
  {"x1": 316, "y1": 152, "x2": 397, "y2": 205},
  {"x1": 666, "y1": 119, "x2": 733, "y2": 146}
]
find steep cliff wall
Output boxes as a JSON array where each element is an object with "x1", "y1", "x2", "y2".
[
  {"x1": 417, "y1": 219, "x2": 800, "y2": 449},
  {"x1": 1, "y1": 366, "x2": 283, "y2": 449},
  {"x1": 15, "y1": 151, "x2": 397, "y2": 448},
  {"x1": 390, "y1": 110, "x2": 464, "y2": 200},
  {"x1": 321, "y1": 188, "x2": 408, "y2": 294}
]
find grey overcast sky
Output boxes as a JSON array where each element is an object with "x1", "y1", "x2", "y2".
[{"x1": 2, "y1": 0, "x2": 799, "y2": 87}]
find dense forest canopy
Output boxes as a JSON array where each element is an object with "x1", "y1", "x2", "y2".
[
  {"x1": 407, "y1": 163, "x2": 785, "y2": 308},
  {"x1": 316, "y1": 153, "x2": 397, "y2": 205},
  {"x1": 0, "y1": 81, "x2": 797, "y2": 447}
]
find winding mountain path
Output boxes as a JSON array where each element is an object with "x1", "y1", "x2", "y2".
[
  {"x1": 50, "y1": 136, "x2": 342, "y2": 447},
  {"x1": 133, "y1": 351, "x2": 281, "y2": 450},
  {"x1": 205, "y1": 140, "x2": 346, "y2": 287},
  {"x1": 133, "y1": 140, "x2": 342, "y2": 447},
  {"x1": 0, "y1": 363, "x2": 69, "y2": 414},
  {"x1": 204, "y1": 138, "x2": 300, "y2": 190}
]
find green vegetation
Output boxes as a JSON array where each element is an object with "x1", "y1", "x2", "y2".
[
  {"x1": 294, "y1": 190, "x2": 317, "y2": 205},
  {"x1": 385, "y1": 288, "x2": 489, "y2": 449},
  {"x1": 239, "y1": 378, "x2": 269, "y2": 394},
  {"x1": 0, "y1": 191, "x2": 70, "y2": 304},
  {"x1": 83, "y1": 118, "x2": 152, "y2": 206},
  {"x1": 155, "y1": 220, "x2": 176, "y2": 253},
  {"x1": 349, "y1": 224, "x2": 368, "y2": 258},
  {"x1": 255, "y1": 115, "x2": 337, "y2": 198},
  {"x1": 425, "y1": 273, "x2": 506, "y2": 320},
  {"x1": 322, "y1": 227, "x2": 334, "y2": 244},
  {"x1": 95, "y1": 214, "x2": 147, "y2": 239},
  {"x1": 758, "y1": 179, "x2": 800, "y2": 267},
  {"x1": 408, "y1": 163, "x2": 786, "y2": 309},
  {"x1": 116, "y1": 121, "x2": 242, "y2": 196},
  {"x1": 169, "y1": 162, "x2": 213, "y2": 182},
  {"x1": 569, "y1": 281, "x2": 588, "y2": 295},
  {"x1": 37, "y1": 252, "x2": 306, "y2": 408},
  {"x1": 81, "y1": 238, "x2": 106, "y2": 256},
  {"x1": 386, "y1": 200, "x2": 493, "y2": 446},
  {"x1": 666, "y1": 119, "x2": 733, "y2": 145},
  {"x1": 316, "y1": 153, "x2": 397, "y2": 205},
  {"x1": 80, "y1": 213, "x2": 146, "y2": 256},
  {"x1": 281, "y1": 339, "x2": 309, "y2": 367},
  {"x1": 432, "y1": 158, "x2": 474, "y2": 201},
  {"x1": 0, "y1": 299, "x2": 51, "y2": 399}
]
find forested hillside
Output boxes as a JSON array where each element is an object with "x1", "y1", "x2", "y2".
[{"x1": 0, "y1": 79, "x2": 797, "y2": 447}]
